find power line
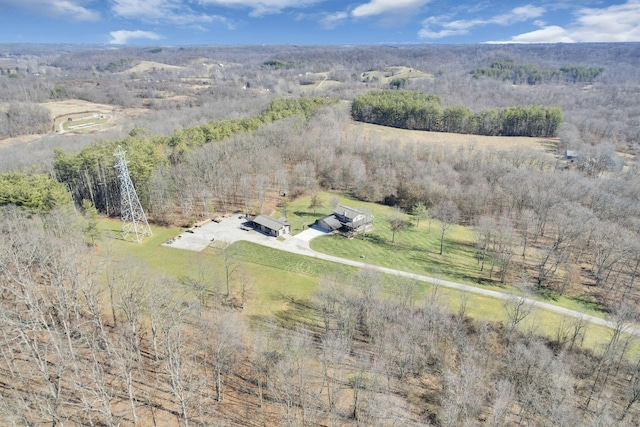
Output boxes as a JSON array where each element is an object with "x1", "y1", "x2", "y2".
[{"x1": 114, "y1": 145, "x2": 152, "y2": 243}]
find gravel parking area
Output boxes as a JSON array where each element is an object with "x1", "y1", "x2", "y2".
[{"x1": 162, "y1": 216, "x2": 325, "y2": 252}]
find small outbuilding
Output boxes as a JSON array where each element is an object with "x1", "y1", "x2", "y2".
[{"x1": 250, "y1": 215, "x2": 290, "y2": 237}]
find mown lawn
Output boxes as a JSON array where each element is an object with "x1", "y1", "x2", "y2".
[
  {"x1": 97, "y1": 219, "x2": 325, "y2": 319},
  {"x1": 96, "y1": 217, "x2": 629, "y2": 355},
  {"x1": 280, "y1": 192, "x2": 604, "y2": 318}
]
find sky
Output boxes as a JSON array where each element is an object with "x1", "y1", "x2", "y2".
[{"x1": 0, "y1": 0, "x2": 639, "y2": 45}]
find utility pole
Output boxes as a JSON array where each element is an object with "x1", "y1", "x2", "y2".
[{"x1": 114, "y1": 146, "x2": 152, "y2": 243}]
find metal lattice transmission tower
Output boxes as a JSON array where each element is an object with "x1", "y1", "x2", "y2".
[{"x1": 114, "y1": 145, "x2": 152, "y2": 243}]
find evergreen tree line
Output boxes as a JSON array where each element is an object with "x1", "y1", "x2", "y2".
[
  {"x1": 0, "y1": 172, "x2": 71, "y2": 213},
  {"x1": 470, "y1": 59, "x2": 605, "y2": 85},
  {"x1": 351, "y1": 90, "x2": 563, "y2": 137},
  {"x1": 51, "y1": 96, "x2": 337, "y2": 216}
]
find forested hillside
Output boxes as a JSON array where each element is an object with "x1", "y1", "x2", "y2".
[{"x1": 2, "y1": 43, "x2": 640, "y2": 425}]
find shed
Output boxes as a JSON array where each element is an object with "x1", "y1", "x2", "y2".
[{"x1": 251, "y1": 215, "x2": 290, "y2": 237}]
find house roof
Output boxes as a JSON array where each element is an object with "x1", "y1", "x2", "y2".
[
  {"x1": 252, "y1": 215, "x2": 289, "y2": 231},
  {"x1": 333, "y1": 205, "x2": 366, "y2": 220},
  {"x1": 320, "y1": 215, "x2": 342, "y2": 230}
]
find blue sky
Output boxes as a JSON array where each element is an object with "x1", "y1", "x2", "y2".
[{"x1": 0, "y1": 0, "x2": 639, "y2": 45}]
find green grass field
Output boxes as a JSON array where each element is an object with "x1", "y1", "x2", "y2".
[
  {"x1": 97, "y1": 195, "x2": 626, "y2": 355},
  {"x1": 275, "y1": 192, "x2": 604, "y2": 317}
]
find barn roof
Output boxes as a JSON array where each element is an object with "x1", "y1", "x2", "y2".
[{"x1": 252, "y1": 215, "x2": 289, "y2": 231}]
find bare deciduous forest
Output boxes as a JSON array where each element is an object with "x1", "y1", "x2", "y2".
[{"x1": 2, "y1": 43, "x2": 640, "y2": 425}]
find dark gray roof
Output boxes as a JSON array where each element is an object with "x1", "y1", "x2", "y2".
[
  {"x1": 321, "y1": 215, "x2": 342, "y2": 230},
  {"x1": 252, "y1": 215, "x2": 289, "y2": 231},
  {"x1": 333, "y1": 205, "x2": 366, "y2": 220}
]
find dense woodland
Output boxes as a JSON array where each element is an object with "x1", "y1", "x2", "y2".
[
  {"x1": 350, "y1": 90, "x2": 563, "y2": 136},
  {"x1": 2, "y1": 43, "x2": 640, "y2": 425}
]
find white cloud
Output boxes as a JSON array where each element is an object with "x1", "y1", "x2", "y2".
[
  {"x1": 111, "y1": 0, "x2": 232, "y2": 26},
  {"x1": 493, "y1": 0, "x2": 640, "y2": 43},
  {"x1": 351, "y1": 0, "x2": 431, "y2": 18},
  {"x1": 493, "y1": 26, "x2": 574, "y2": 43},
  {"x1": 111, "y1": 0, "x2": 168, "y2": 19},
  {"x1": 320, "y1": 11, "x2": 348, "y2": 29},
  {"x1": 108, "y1": 29, "x2": 163, "y2": 44},
  {"x1": 1, "y1": 0, "x2": 100, "y2": 21},
  {"x1": 53, "y1": 0, "x2": 100, "y2": 20},
  {"x1": 490, "y1": 5, "x2": 545, "y2": 25},
  {"x1": 569, "y1": 0, "x2": 640, "y2": 42},
  {"x1": 198, "y1": 0, "x2": 324, "y2": 17},
  {"x1": 419, "y1": 4, "x2": 545, "y2": 39}
]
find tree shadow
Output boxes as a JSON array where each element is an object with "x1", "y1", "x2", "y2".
[
  {"x1": 293, "y1": 210, "x2": 325, "y2": 219},
  {"x1": 268, "y1": 291, "x2": 323, "y2": 335}
]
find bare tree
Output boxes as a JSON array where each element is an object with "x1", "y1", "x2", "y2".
[
  {"x1": 431, "y1": 200, "x2": 460, "y2": 255},
  {"x1": 200, "y1": 310, "x2": 247, "y2": 402},
  {"x1": 388, "y1": 209, "x2": 411, "y2": 244},
  {"x1": 503, "y1": 283, "x2": 535, "y2": 335}
]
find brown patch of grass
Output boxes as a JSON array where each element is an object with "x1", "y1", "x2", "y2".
[
  {"x1": 347, "y1": 121, "x2": 558, "y2": 154},
  {"x1": 43, "y1": 99, "x2": 118, "y2": 117},
  {"x1": 125, "y1": 60, "x2": 185, "y2": 74}
]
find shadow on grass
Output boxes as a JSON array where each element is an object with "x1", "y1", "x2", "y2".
[
  {"x1": 407, "y1": 252, "x2": 494, "y2": 286},
  {"x1": 569, "y1": 294, "x2": 605, "y2": 313},
  {"x1": 363, "y1": 233, "x2": 386, "y2": 245},
  {"x1": 269, "y1": 291, "x2": 323, "y2": 334},
  {"x1": 293, "y1": 210, "x2": 325, "y2": 218},
  {"x1": 100, "y1": 224, "x2": 128, "y2": 241}
]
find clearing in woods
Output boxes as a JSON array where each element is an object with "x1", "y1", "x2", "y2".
[{"x1": 347, "y1": 120, "x2": 558, "y2": 154}]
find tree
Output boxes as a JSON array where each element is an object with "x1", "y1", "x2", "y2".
[
  {"x1": 431, "y1": 200, "x2": 460, "y2": 255},
  {"x1": 201, "y1": 311, "x2": 247, "y2": 402},
  {"x1": 308, "y1": 193, "x2": 324, "y2": 215},
  {"x1": 222, "y1": 244, "x2": 239, "y2": 297},
  {"x1": 411, "y1": 201, "x2": 427, "y2": 227},
  {"x1": 81, "y1": 199, "x2": 100, "y2": 245},
  {"x1": 280, "y1": 195, "x2": 290, "y2": 219},
  {"x1": 503, "y1": 278, "x2": 535, "y2": 335},
  {"x1": 388, "y1": 208, "x2": 411, "y2": 244},
  {"x1": 329, "y1": 195, "x2": 340, "y2": 210}
]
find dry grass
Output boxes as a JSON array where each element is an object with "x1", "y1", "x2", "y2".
[
  {"x1": 43, "y1": 99, "x2": 118, "y2": 117},
  {"x1": 125, "y1": 60, "x2": 185, "y2": 74},
  {"x1": 362, "y1": 66, "x2": 433, "y2": 83},
  {"x1": 347, "y1": 120, "x2": 559, "y2": 154}
]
